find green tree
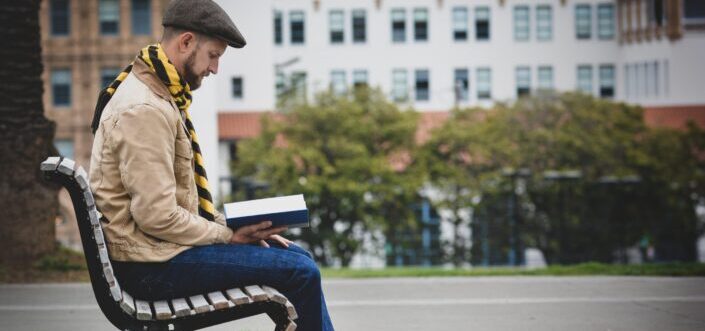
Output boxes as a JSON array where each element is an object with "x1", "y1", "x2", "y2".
[{"x1": 233, "y1": 88, "x2": 420, "y2": 266}]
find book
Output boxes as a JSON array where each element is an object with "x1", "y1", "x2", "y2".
[{"x1": 223, "y1": 194, "x2": 310, "y2": 229}]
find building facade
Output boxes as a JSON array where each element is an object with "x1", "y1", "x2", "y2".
[
  {"x1": 212, "y1": 0, "x2": 705, "y2": 201},
  {"x1": 41, "y1": 0, "x2": 169, "y2": 249}
]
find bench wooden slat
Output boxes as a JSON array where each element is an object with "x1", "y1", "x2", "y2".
[
  {"x1": 120, "y1": 291, "x2": 136, "y2": 315},
  {"x1": 88, "y1": 209, "x2": 100, "y2": 226},
  {"x1": 74, "y1": 166, "x2": 89, "y2": 190},
  {"x1": 285, "y1": 301, "x2": 298, "y2": 320},
  {"x1": 225, "y1": 288, "x2": 252, "y2": 305},
  {"x1": 57, "y1": 158, "x2": 75, "y2": 176},
  {"x1": 153, "y1": 300, "x2": 173, "y2": 320},
  {"x1": 109, "y1": 282, "x2": 122, "y2": 302},
  {"x1": 285, "y1": 321, "x2": 297, "y2": 331},
  {"x1": 83, "y1": 190, "x2": 95, "y2": 208},
  {"x1": 98, "y1": 245, "x2": 110, "y2": 266},
  {"x1": 171, "y1": 298, "x2": 192, "y2": 317},
  {"x1": 40, "y1": 157, "x2": 61, "y2": 171},
  {"x1": 94, "y1": 227, "x2": 105, "y2": 245},
  {"x1": 188, "y1": 295, "x2": 212, "y2": 314},
  {"x1": 261, "y1": 285, "x2": 288, "y2": 305},
  {"x1": 207, "y1": 291, "x2": 230, "y2": 310},
  {"x1": 135, "y1": 300, "x2": 152, "y2": 320},
  {"x1": 244, "y1": 285, "x2": 268, "y2": 302}
]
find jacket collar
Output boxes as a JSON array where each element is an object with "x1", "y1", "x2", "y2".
[{"x1": 132, "y1": 58, "x2": 174, "y2": 103}]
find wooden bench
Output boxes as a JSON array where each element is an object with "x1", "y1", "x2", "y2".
[{"x1": 41, "y1": 157, "x2": 298, "y2": 331}]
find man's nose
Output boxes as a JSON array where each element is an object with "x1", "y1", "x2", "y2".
[{"x1": 209, "y1": 61, "x2": 219, "y2": 75}]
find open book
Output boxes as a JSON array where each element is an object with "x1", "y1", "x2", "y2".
[{"x1": 223, "y1": 194, "x2": 310, "y2": 229}]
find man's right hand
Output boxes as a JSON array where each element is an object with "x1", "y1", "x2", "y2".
[{"x1": 229, "y1": 221, "x2": 287, "y2": 245}]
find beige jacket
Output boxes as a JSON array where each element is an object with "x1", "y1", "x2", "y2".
[{"x1": 89, "y1": 59, "x2": 233, "y2": 262}]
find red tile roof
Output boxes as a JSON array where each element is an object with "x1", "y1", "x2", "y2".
[{"x1": 219, "y1": 104, "x2": 705, "y2": 141}]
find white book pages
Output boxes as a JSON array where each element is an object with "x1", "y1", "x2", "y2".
[{"x1": 224, "y1": 194, "x2": 306, "y2": 219}]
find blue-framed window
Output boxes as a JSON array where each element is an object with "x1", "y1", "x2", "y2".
[
  {"x1": 131, "y1": 0, "x2": 151, "y2": 35},
  {"x1": 101, "y1": 67, "x2": 121, "y2": 89},
  {"x1": 599, "y1": 65, "x2": 615, "y2": 98},
  {"x1": 597, "y1": 3, "x2": 615, "y2": 40},
  {"x1": 231, "y1": 77, "x2": 243, "y2": 99},
  {"x1": 274, "y1": 11, "x2": 283, "y2": 45},
  {"x1": 392, "y1": 69, "x2": 408, "y2": 102},
  {"x1": 454, "y1": 68, "x2": 469, "y2": 101},
  {"x1": 452, "y1": 7, "x2": 468, "y2": 41},
  {"x1": 51, "y1": 69, "x2": 72, "y2": 107},
  {"x1": 290, "y1": 11, "x2": 305, "y2": 44},
  {"x1": 352, "y1": 9, "x2": 366, "y2": 43},
  {"x1": 330, "y1": 70, "x2": 347, "y2": 95},
  {"x1": 414, "y1": 8, "x2": 429, "y2": 41},
  {"x1": 537, "y1": 66, "x2": 554, "y2": 90},
  {"x1": 515, "y1": 66, "x2": 531, "y2": 97},
  {"x1": 476, "y1": 68, "x2": 491, "y2": 100},
  {"x1": 575, "y1": 4, "x2": 592, "y2": 39},
  {"x1": 475, "y1": 7, "x2": 491, "y2": 40},
  {"x1": 415, "y1": 69, "x2": 430, "y2": 101},
  {"x1": 391, "y1": 9, "x2": 406, "y2": 43},
  {"x1": 329, "y1": 10, "x2": 344, "y2": 44},
  {"x1": 536, "y1": 5, "x2": 552, "y2": 41},
  {"x1": 514, "y1": 6, "x2": 530, "y2": 41},
  {"x1": 99, "y1": 0, "x2": 120, "y2": 35},
  {"x1": 50, "y1": 0, "x2": 70, "y2": 36},
  {"x1": 353, "y1": 69, "x2": 368, "y2": 89},
  {"x1": 577, "y1": 64, "x2": 593, "y2": 94}
]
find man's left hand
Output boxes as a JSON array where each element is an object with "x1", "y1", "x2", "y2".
[{"x1": 259, "y1": 234, "x2": 293, "y2": 248}]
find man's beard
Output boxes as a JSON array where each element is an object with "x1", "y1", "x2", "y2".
[{"x1": 183, "y1": 50, "x2": 203, "y2": 90}]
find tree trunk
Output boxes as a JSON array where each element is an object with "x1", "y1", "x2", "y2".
[{"x1": 0, "y1": 0, "x2": 59, "y2": 266}]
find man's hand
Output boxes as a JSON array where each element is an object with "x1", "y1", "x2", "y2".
[
  {"x1": 229, "y1": 221, "x2": 286, "y2": 245},
  {"x1": 259, "y1": 234, "x2": 293, "y2": 248}
]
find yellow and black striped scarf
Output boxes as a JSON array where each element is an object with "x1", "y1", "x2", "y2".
[{"x1": 92, "y1": 44, "x2": 216, "y2": 222}]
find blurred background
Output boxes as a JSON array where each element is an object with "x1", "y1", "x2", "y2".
[{"x1": 8, "y1": 0, "x2": 705, "y2": 271}]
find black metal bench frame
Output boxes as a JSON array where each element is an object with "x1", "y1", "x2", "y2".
[{"x1": 41, "y1": 157, "x2": 297, "y2": 331}]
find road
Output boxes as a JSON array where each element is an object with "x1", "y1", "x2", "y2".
[{"x1": 1, "y1": 276, "x2": 704, "y2": 330}]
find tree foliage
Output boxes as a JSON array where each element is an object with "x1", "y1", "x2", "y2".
[{"x1": 232, "y1": 88, "x2": 421, "y2": 266}]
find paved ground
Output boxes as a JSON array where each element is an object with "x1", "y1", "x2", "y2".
[{"x1": 1, "y1": 277, "x2": 705, "y2": 330}]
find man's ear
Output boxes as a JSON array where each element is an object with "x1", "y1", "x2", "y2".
[{"x1": 177, "y1": 32, "x2": 197, "y2": 54}]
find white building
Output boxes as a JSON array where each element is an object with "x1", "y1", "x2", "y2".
[{"x1": 183, "y1": 0, "x2": 705, "y2": 203}]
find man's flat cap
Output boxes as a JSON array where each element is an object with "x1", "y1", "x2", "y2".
[{"x1": 162, "y1": 0, "x2": 246, "y2": 48}]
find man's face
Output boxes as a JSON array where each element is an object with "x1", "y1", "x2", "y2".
[{"x1": 183, "y1": 36, "x2": 227, "y2": 90}]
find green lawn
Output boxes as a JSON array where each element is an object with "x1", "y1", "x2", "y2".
[
  {"x1": 321, "y1": 262, "x2": 705, "y2": 278},
  {"x1": 2, "y1": 247, "x2": 704, "y2": 283}
]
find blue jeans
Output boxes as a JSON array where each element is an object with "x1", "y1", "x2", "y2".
[{"x1": 113, "y1": 242, "x2": 334, "y2": 331}]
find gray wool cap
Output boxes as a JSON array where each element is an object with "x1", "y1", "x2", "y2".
[{"x1": 162, "y1": 0, "x2": 246, "y2": 48}]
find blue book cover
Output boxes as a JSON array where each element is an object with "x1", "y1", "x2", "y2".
[{"x1": 223, "y1": 194, "x2": 310, "y2": 229}]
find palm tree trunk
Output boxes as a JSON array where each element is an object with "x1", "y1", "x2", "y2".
[{"x1": 0, "y1": 0, "x2": 59, "y2": 265}]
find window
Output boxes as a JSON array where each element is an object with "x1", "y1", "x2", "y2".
[
  {"x1": 275, "y1": 72, "x2": 285, "y2": 99},
  {"x1": 291, "y1": 71, "x2": 307, "y2": 101},
  {"x1": 353, "y1": 69, "x2": 368, "y2": 89},
  {"x1": 330, "y1": 70, "x2": 346, "y2": 95},
  {"x1": 536, "y1": 5, "x2": 552, "y2": 41},
  {"x1": 514, "y1": 6, "x2": 530, "y2": 41},
  {"x1": 274, "y1": 11, "x2": 283, "y2": 45},
  {"x1": 50, "y1": 0, "x2": 70, "y2": 36},
  {"x1": 392, "y1": 69, "x2": 408, "y2": 102},
  {"x1": 515, "y1": 66, "x2": 531, "y2": 97},
  {"x1": 652, "y1": 61, "x2": 659, "y2": 97},
  {"x1": 100, "y1": 67, "x2": 121, "y2": 89},
  {"x1": 575, "y1": 4, "x2": 592, "y2": 39},
  {"x1": 131, "y1": 0, "x2": 151, "y2": 35},
  {"x1": 476, "y1": 67, "x2": 491, "y2": 100},
  {"x1": 538, "y1": 66, "x2": 554, "y2": 90},
  {"x1": 577, "y1": 65, "x2": 593, "y2": 95},
  {"x1": 452, "y1": 7, "x2": 468, "y2": 41},
  {"x1": 599, "y1": 65, "x2": 615, "y2": 98},
  {"x1": 475, "y1": 7, "x2": 490, "y2": 40},
  {"x1": 684, "y1": 0, "x2": 705, "y2": 25},
  {"x1": 329, "y1": 10, "x2": 344, "y2": 44},
  {"x1": 415, "y1": 69, "x2": 430, "y2": 101},
  {"x1": 414, "y1": 8, "x2": 429, "y2": 41},
  {"x1": 54, "y1": 139, "x2": 74, "y2": 159},
  {"x1": 290, "y1": 11, "x2": 305, "y2": 44},
  {"x1": 624, "y1": 64, "x2": 631, "y2": 99},
  {"x1": 231, "y1": 77, "x2": 243, "y2": 99},
  {"x1": 352, "y1": 10, "x2": 366, "y2": 43},
  {"x1": 99, "y1": 0, "x2": 120, "y2": 35},
  {"x1": 454, "y1": 68, "x2": 469, "y2": 102},
  {"x1": 51, "y1": 69, "x2": 71, "y2": 107},
  {"x1": 391, "y1": 9, "x2": 406, "y2": 43},
  {"x1": 597, "y1": 4, "x2": 614, "y2": 39}
]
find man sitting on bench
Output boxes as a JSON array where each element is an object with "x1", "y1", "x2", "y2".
[{"x1": 88, "y1": 1, "x2": 334, "y2": 330}]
